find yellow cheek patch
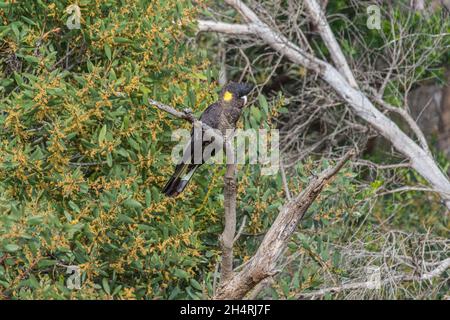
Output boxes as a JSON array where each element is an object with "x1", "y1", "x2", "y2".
[{"x1": 223, "y1": 91, "x2": 233, "y2": 102}]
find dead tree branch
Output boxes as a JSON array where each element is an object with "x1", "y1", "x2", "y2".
[
  {"x1": 214, "y1": 149, "x2": 355, "y2": 299},
  {"x1": 148, "y1": 99, "x2": 224, "y2": 145},
  {"x1": 148, "y1": 99, "x2": 198, "y2": 123},
  {"x1": 303, "y1": 0, "x2": 358, "y2": 88},
  {"x1": 216, "y1": 51, "x2": 239, "y2": 284},
  {"x1": 220, "y1": 163, "x2": 237, "y2": 282}
]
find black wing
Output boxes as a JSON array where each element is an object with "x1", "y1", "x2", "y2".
[{"x1": 162, "y1": 103, "x2": 222, "y2": 197}]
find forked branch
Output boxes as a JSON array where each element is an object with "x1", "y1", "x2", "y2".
[{"x1": 214, "y1": 149, "x2": 355, "y2": 299}]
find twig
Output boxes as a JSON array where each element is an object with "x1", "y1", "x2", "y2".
[
  {"x1": 280, "y1": 160, "x2": 292, "y2": 201},
  {"x1": 376, "y1": 186, "x2": 450, "y2": 197},
  {"x1": 233, "y1": 215, "x2": 247, "y2": 243},
  {"x1": 148, "y1": 99, "x2": 197, "y2": 123},
  {"x1": 353, "y1": 160, "x2": 411, "y2": 170},
  {"x1": 198, "y1": 20, "x2": 254, "y2": 35},
  {"x1": 148, "y1": 99, "x2": 224, "y2": 144},
  {"x1": 212, "y1": 260, "x2": 220, "y2": 297}
]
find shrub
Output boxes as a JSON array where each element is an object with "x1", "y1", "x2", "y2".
[{"x1": 0, "y1": 0, "x2": 220, "y2": 299}]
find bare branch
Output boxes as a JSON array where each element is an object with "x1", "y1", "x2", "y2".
[
  {"x1": 214, "y1": 149, "x2": 355, "y2": 299},
  {"x1": 233, "y1": 215, "x2": 247, "y2": 243},
  {"x1": 353, "y1": 159, "x2": 411, "y2": 170},
  {"x1": 148, "y1": 99, "x2": 197, "y2": 123},
  {"x1": 220, "y1": 162, "x2": 237, "y2": 283},
  {"x1": 303, "y1": 0, "x2": 358, "y2": 88},
  {"x1": 148, "y1": 99, "x2": 224, "y2": 144},
  {"x1": 421, "y1": 257, "x2": 450, "y2": 280},
  {"x1": 198, "y1": 20, "x2": 254, "y2": 35},
  {"x1": 280, "y1": 160, "x2": 292, "y2": 201},
  {"x1": 376, "y1": 186, "x2": 450, "y2": 197}
]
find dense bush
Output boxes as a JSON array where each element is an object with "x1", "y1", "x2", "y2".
[
  {"x1": 0, "y1": 0, "x2": 221, "y2": 299},
  {"x1": 0, "y1": 0, "x2": 448, "y2": 300}
]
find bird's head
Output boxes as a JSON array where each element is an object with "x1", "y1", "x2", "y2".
[{"x1": 220, "y1": 82, "x2": 254, "y2": 106}]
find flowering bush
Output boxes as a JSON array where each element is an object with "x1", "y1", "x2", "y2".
[{"x1": 0, "y1": 0, "x2": 221, "y2": 299}]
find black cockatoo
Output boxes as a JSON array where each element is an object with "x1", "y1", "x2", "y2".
[{"x1": 162, "y1": 82, "x2": 253, "y2": 197}]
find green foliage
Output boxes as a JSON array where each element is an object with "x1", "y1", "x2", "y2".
[{"x1": 0, "y1": 0, "x2": 220, "y2": 299}]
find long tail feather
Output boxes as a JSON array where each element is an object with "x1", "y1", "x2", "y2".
[{"x1": 162, "y1": 164, "x2": 199, "y2": 197}]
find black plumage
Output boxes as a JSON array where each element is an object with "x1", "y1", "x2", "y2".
[{"x1": 163, "y1": 82, "x2": 253, "y2": 197}]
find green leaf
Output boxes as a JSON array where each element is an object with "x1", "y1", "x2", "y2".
[
  {"x1": 21, "y1": 16, "x2": 37, "y2": 26},
  {"x1": 192, "y1": 72, "x2": 207, "y2": 80},
  {"x1": 98, "y1": 125, "x2": 107, "y2": 145},
  {"x1": 106, "y1": 152, "x2": 113, "y2": 167},
  {"x1": 87, "y1": 60, "x2": 94, "y2": 72},
  {"x1": 123, "y1": 198, "x2": 142, "y2": 210},
  {"x1": 0, "y1": 26, "x2": 9, "y2": 39},
  {"x1": 69, "y1": 201, "x2": 81, "y2": 213},
  {"x1": 11, "y1": 23, "x2": 20, "y2": 39},
  {"x1": 128, "y1": 138, "x2": 140, "y2": 151},
  {"x1": 13, "y1": 72, "x2": 23, "y2": 86},
  {"x1": 145, "y1": 189, "x2": 152, "y2": 206},
  {"x1": 38, "y1": 259, "x2": 56, "y2": 268},
  {"x1": 27, "y1": 216, "x2": 44, "y2": 225},
  {"x1": 190, "y1": 279, "x2": 202, "y2": 291},
  {"x1": 4, "y1": 244, "x2": 20, "y2": 252},
  {"x1": 116, "y1": 148, "x2": 129, "y2": 158},
  {"x1": 114, "y1": 37, "x2": 132, "y2": 44},
  {"x1": 24, "y1": 55, "x2": 39, "y2": 64},
  {"x1": 258, "y1": 94, "x2": 269, "y2": 114},
  {"x1": 104, "y1": 43, "x2": 112, "y2": 60},
  {"x1": 118, "y1": 214, "x2": 134, "y2": 224},
  {"x1": 174, "y1": 269, "x2": 189, "y2": 279},
  {"x1": 251, "y1": 106, "x2": 262, "y2": 122},
  {"x1": 102, "y1": 278, "x2": 111, "y2": 295}
]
